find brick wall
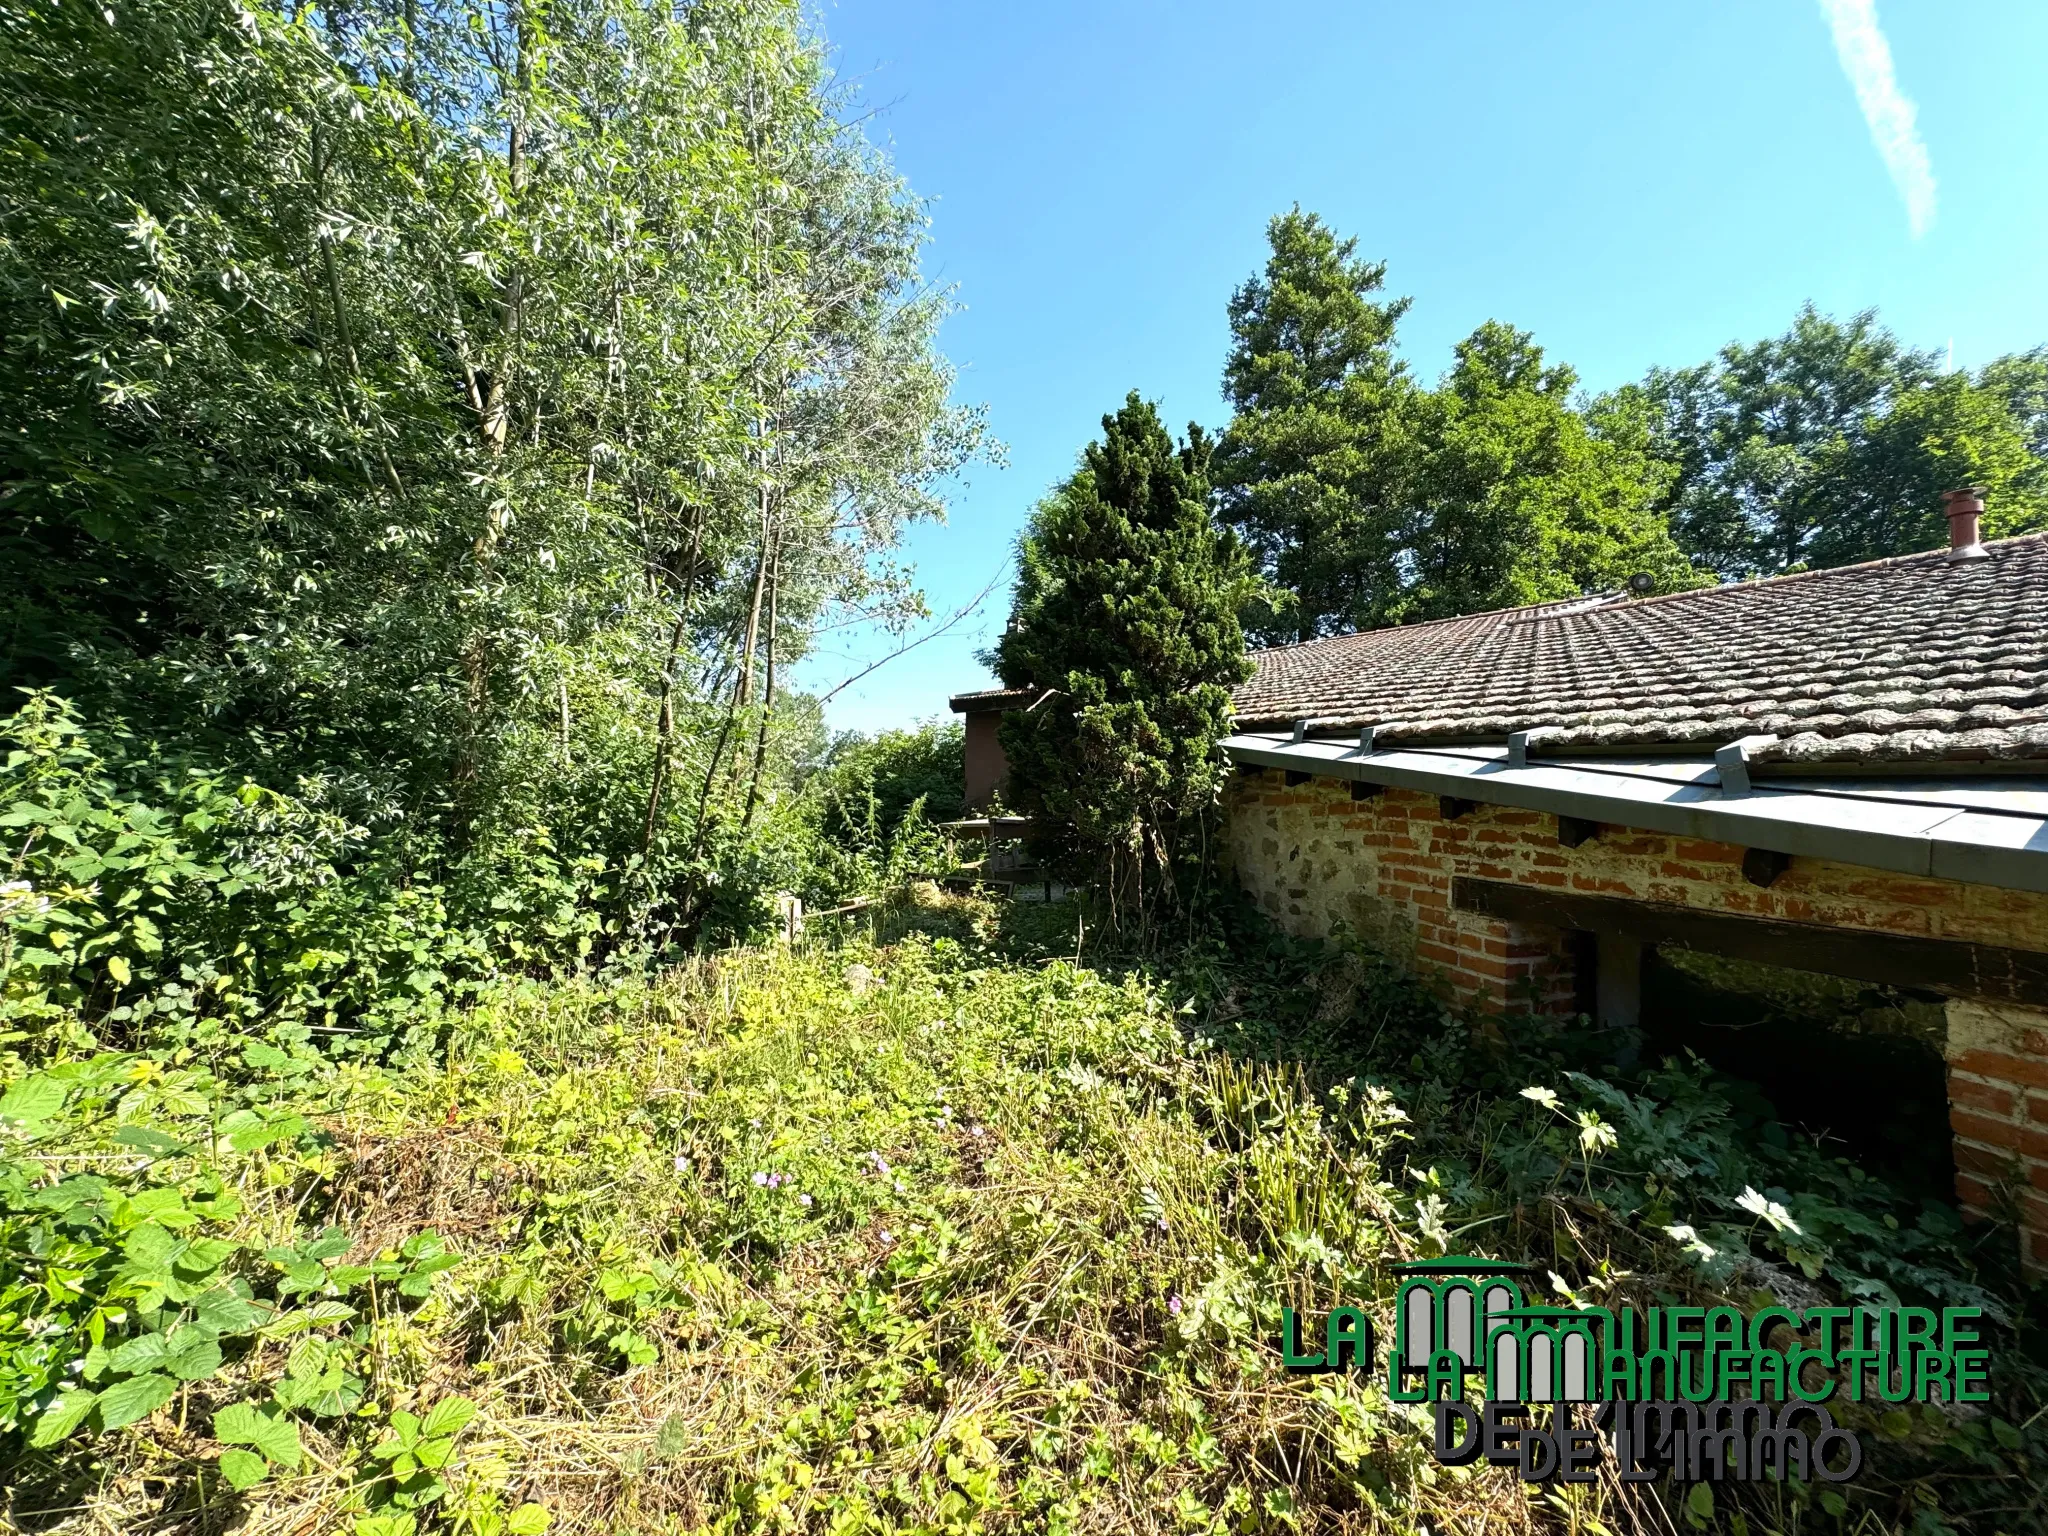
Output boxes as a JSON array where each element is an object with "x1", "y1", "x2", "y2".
[
  {"x1": 1223, "y1": 767, "x2": 2048, "y2": 1270},
  {"x1": 1945, "y1": 1001, "x2": 2048, "y2": 1271}
]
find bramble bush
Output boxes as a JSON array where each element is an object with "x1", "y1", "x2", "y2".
[{"x1": 1, "y1": 693, "x2": 609, "y2": 1063}]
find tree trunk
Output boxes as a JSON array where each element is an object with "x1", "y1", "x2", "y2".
[{"x1": 739, "y1": 536, "x2": 782, "y2": 830}]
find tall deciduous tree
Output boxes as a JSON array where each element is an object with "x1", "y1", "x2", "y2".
[
  {"x1": 0, "y1": 0, "x2": 983, "y2": 948},
  {"x1": 995, "y1": 394, "x2": 1255, "y2": 933},
  {"x1": 1216, "y1": 211, "x2": 1699, "y2": 637},
  {"x1": 1397, "y1": 323, "x2": 1700, "y2": 622},
  {"x1": 1618, "y1": 305, "x2": 2048, "y2": 577},
  {"x1": 1212, "y1": 208, "x2": 1415, "y2": 643}
]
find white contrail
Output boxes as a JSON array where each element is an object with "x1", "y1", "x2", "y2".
[{"x1": 1817, "y1": 0, "x2": 1937, "y2": 237}]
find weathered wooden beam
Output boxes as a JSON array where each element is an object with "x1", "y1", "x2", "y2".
[{"x1": 1452, "y1": 876, "x2": 2048, "y2": 1008}]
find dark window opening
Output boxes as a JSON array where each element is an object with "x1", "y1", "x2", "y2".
[{"x1": 1640, "y1": 946, "x2": 1954, "y2": 1203}]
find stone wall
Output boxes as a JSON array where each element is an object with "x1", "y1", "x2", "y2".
[{"x1": 1223, "y1": 766, "x2": 2048, "y2": 1270}]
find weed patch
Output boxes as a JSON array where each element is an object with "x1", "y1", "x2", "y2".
[{"x1": 2, "y1": 893, "x2": 2042, "y2": 1533}]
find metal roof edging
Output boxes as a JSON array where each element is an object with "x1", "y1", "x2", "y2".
[{"x1": 1220, "y1": 734, "x2": 2048, "y2": 896}]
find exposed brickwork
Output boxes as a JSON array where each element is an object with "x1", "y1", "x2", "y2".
[
  {"x1": 1945, "y1": 1001, "x2": 2048, "y2": 1271},
  {"x1": 1223, "y1": 767, "x2": 2048, "y2": 1271}
]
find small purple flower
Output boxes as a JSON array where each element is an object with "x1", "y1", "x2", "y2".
[
  {"x1": 968, "y1": 1125, "x2": 985, "y2": 1140},
  {"x1": 1168, "y1": 1294, "x2": 1183, "y2": 1316},
  {"x1": 672, "y1": 1154, "x2": 692, "y2": 1174},
  {"x1": 879, "y1": 1229, "x2": 894, "y2": 1244},
  {"x1": 1157, "y1": 1217, "x2": 1169, "y2": 1232},
  {"x1": 751, "y1": 1171, "x2": 769, "y2": 1187},
  {"x1": 893, "y1": 1178, "x2": 905, "y2": 1193},
  {"x1": 868, "y1": 1152, "x2": 891, "y2": 1176},
  {"x1": 798, "y1": 1193, "x2": 813, "y2": 1207}
]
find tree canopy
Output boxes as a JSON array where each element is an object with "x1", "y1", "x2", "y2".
[
  {"x1": 1211, "y1": 208, "x2": 1415, "y2": 643},
  {"x1": 1615, "y1": 305, "x2": 2048, "y2": 578},
  {"x1": 0, "y1": 0, "x2": 983, "y2": 954},
  {"x1": 1216, "y1": 210, "x2": 1698, "y2": 640}
]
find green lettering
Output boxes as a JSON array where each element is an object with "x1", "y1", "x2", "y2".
[
  {"x1": 1325, "y1": 1305, "x2": 1372, "y2": 1370},
  {"x1": 1953, "y1": 1349, "x2": 1991, "y2": 1402},
  {"x1": 1280, "y1": 1308, "x2": 1326, "y2": 1370}
]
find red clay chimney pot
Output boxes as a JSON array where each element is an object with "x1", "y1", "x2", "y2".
[{"x1": 1942, "y1": 486, "x2": 1990, "y2": 562}]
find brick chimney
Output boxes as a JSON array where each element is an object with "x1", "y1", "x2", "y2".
[{"x1": 1943, "y1": 487, "x2": 1991, "y2": 563}]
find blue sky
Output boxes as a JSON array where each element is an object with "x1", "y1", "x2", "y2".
[{"x1": 794, "y1": 0, "x2": 2048, "y2": 735}]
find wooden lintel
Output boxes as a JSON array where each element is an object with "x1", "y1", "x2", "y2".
[{"x1": 1452, "y1": 876, "x2": 2048, "y2": 1009}]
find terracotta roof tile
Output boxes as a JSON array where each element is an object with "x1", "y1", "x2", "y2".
[{"x1": 1231, "y1": 534, "x2": 2048, "y2": 766}]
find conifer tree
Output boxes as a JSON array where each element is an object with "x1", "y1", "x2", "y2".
[
  {"x1": 996, "y1": 394, "x2": 1255, "y2": 932},
  {"x1": 1218, "y1": 211, "x2": 1702, "y2": 633},
  {"x1": 1213, "y1": 208, "x2": 1415, "y2": 643}
]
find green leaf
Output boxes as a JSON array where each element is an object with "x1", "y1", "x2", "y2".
[
  {"x1": 0, "y1": 1074, "x2": 65, "y2": 1126},
  {"x1": 415, "y1": 1435, "x2": 458, "y2": 1470},
  {"x1": 303, "y1": 1228, "x2": 351, "y2": 1262},
  {"x1": 372, "y1": 1410, "x2": 422, "y2": 1458},
  {"x1": 165, "y1": 1333, "x2": 223, "y2": 1382},
  {"x1": 419, "y1": 1395, "x2": 476, "y2": 1440},
  {"x1": 214, "y1": 1401, "x2": 303, "y2": 1469},
  {"x1": 115, "y1": 1125, "x2": 193, "y2": 1157},
  {"x1": 28, "y1": 1389, "x2": 98, "y2": 1447},
  {"x1": 106, "y1": 952, "x2": 131, "y2": 985},
  {"x1": 193, "y1": 1287, "x2": 260, "y2": 1334},
  {"x1": 96, "y1": 1372, "x2": 177, "y2": 1431},
  {"x1": 107, "y1": 1332, "x2": 171, "y2": 1374},
  {"x1": 278, "y1": 1259, "x2": 328, "y2": 1294},
  {"x1": 505, "y1": 1505, "x2": 551, "y2": 1536},
  {"x1": 285, "y1": 1338, "x2": 329, "y2": 1379},
  {"x1": 608, "y1": 1330, "x2": 657, "y2": 1367},
  {"x1": 353, "y1": 1515, "x2": 417, "y2": 1536},
  {"x1": 1686, "y1": 1482, "x2": 1714, "y2": 1522},
  {"x1": 174, "y1": 1237, "x2": 239, "y2": 1278},
  {"x1": 273, "y1": 1368, "x2": 363, "y2": 1418},
  {"x1": 219, "y1": 1448, "x2": 268, "y2": 1490},
  {"x1": 400, "y1": 1231, "x2": 445, "y2": 1260}
]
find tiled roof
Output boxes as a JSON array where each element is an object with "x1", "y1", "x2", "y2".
[
  {"x1": 948, "y1": 686, "x2": 1037, "y2": 714},
  {"x1": 1231, "y1": 534, "x2": 2048, "y2": 768}
]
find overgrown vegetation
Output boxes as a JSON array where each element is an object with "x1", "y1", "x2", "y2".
[
  {"x1": 5, "y1": 892, "x2": 2041, "y2": 1533},
  {"x1": 6, "y1": 3, "x2": 2048, "y2": 1532},
  {"x1": 0, "y1": 0, "x2": 986, "y2": 961}
]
